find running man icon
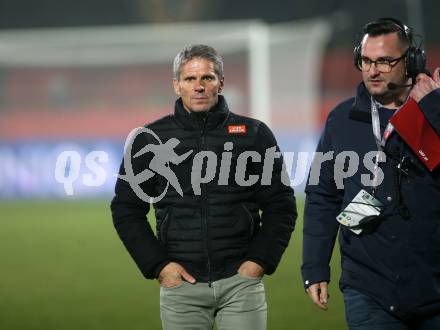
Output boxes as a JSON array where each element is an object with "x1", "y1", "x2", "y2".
[{"x1": 133, "y1": 137, "x2": 193, "y2": 196}]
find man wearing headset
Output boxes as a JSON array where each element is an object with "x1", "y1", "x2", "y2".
[{"x1": 301, "y1": 18, "x2": 440, "y2": 329}]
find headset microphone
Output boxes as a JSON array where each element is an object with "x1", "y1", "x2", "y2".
[
  {"x1": 388, "y1": 68, "x2": 432, "y2": 90},
  {"x1": 387, "y1": 82, "x2": 413, "y2": 90}
]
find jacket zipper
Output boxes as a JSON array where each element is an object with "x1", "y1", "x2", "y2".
[{"x1": 200, "y1": 114, "x2": 212, "y2": 287}]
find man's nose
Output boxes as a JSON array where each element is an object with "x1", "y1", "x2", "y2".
[
  {"x1": 194, "y1": 80, "x2": 205, "y2": 92},
  {"x1": 370, "y1": 63, "x2": 381, "y2": 75}
]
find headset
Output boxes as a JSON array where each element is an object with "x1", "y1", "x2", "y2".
[{"x1": 353, "y1": 17, "x2": 427, "y2": 81}]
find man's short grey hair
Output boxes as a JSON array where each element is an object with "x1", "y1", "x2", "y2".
[{"x1": 173, "y1": 44, "x2": 224, "y2": 80}]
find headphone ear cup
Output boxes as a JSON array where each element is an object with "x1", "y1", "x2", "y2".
[
  {"x1": 353, "y1": 44, "x2": 362, "y2": 71},
  {"x1": 405, "y1": 46, "x2": 426, "y2": 79}
]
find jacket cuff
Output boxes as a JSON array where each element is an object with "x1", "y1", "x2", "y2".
[
  {"x1": 243, "y1": 257, "x2": 268, "y2": 274},
  {"x1": 152, "y1": 259, "x2": 172, "y2": 279},
  {"x1": 419, "y1": 88, "x2": 440, "y2": 136},
  {"x1": 245, "y1": 248, "x2": 277, "y2": 274},
  {"x1": 301, "y1": 266, "x2": 330, "y2": 289}
]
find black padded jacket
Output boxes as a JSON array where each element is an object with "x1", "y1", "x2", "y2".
[{"x1": 111, "y1": 95, "x2": 297, "y2": 283}]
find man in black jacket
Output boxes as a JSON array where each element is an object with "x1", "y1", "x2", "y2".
[
  {"x1": 111, "y1": 44, "x2": 297, "y2": 330},
  {"x1": 302, "y1": 18, "x2": 440, "y2": 329}
]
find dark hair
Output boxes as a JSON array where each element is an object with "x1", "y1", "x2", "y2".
[
  {"x1": 173, "y1": 44, "x2": 224, "y2": 80},
  {"x1": 362, "y1": 18, "x2": 412, "y2": 48}
]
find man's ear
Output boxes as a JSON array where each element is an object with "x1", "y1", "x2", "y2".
[
  {"x1": 172, "y1": 78, "x2": 180, "y2": 95},
  {"x1": 218, "y1": 78, "x2": 225, "y2": 93}
]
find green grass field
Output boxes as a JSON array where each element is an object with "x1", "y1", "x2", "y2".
[{"x1": 0, "y1": 200, "x2": 346, "y2": 330}]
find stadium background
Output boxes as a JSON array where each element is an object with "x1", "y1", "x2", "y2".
[{"x1": 1, "y1": 1, "x2": 438, "y2": 329}]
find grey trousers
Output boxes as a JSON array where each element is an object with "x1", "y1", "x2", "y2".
[{"x1": 160, "y1": 274, "x2": 267, "y2": 330}]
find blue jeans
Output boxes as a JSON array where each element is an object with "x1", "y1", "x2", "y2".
[{"x1": 343, "y1": 287, "x2": 440, "y2": 330}]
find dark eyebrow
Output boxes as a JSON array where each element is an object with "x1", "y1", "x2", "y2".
[
  {"x1": 378, "y1": 56, "x2": 396, "y2": 61},
  {"x1": 361, "y1": 56, "x2": 397, "y2": 61}
]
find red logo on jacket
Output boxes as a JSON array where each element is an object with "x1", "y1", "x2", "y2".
[{"x1": 227, "y1": 125, "x2": 247, "y2": 134}]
